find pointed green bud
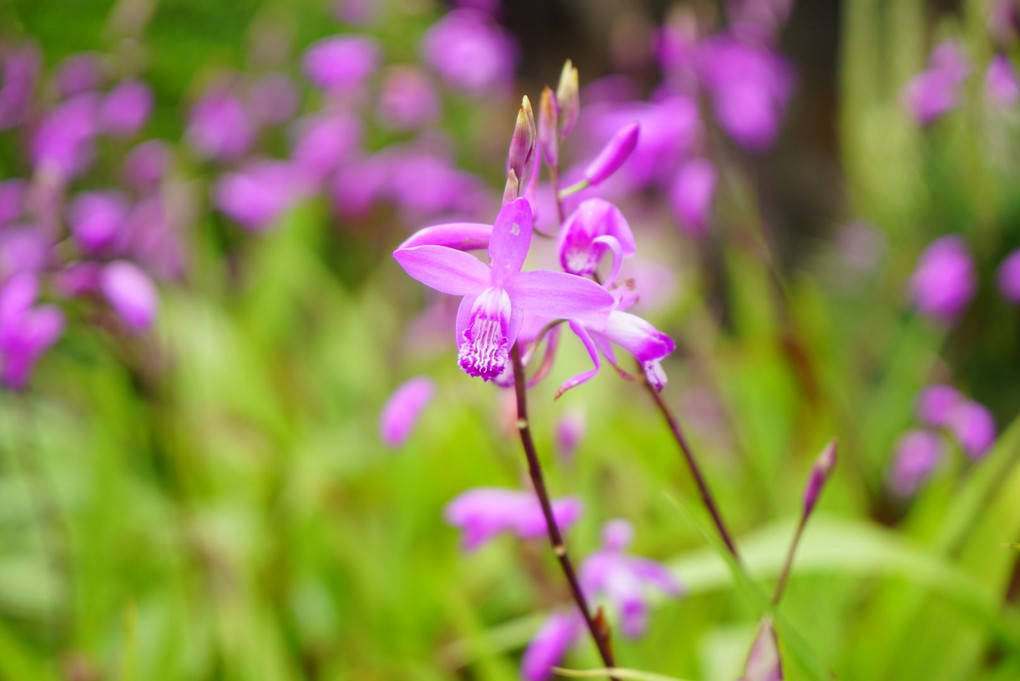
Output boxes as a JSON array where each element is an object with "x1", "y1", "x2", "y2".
[{"x1": 556, "y1": 59, "x2": 579, "y2": 138}]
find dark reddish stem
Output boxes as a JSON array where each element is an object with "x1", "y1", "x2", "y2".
[
  {"x1": 510, "y1": 345, "x2": 618, "y2": 679},
  {"x1": 642, "y1": 378, "x2": 742, "y2": 562}
]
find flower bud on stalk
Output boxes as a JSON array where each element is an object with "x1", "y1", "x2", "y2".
[
  {"x1": 507, "y1": 95, "x2": 537, "y2": 190},
  {"x1": 738, "y1": 616, "x2": 783, "y2": 681},
  {"x1": 802, "y1": 439, "x2": 837, "y2": 518},
  {"x1": 584, "y1": 122, "x2": 640, "y2": 187},
  {"x1": 556, "y1": 59, "x2": 579, "y2": 138},
  {"x1": 502, "y1": 168, "x2": 520, "y2": 205},
  {"x1": 538, "y1": 86, "x2": 559, "y2": 166}
]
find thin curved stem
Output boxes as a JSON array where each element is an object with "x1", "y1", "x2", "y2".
[
  {"x1": 641, "y1": 377, "x2": 742, "y2": 563},
  {"x1": 510, "y1": 345, "x2": 618, "y2": 679}
]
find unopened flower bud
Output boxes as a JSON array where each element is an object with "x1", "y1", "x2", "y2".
[
  {"x1": 507, "y1": 96, "x2": 537, "y2": 189},
  {"x1": 502, "y1": 168, "x2": 520, "y2": 205},
  {"x1": 584, "y1": 122, "x2": 640, "y2": 187},
  {"x1": 556, "y1": 59, "x2": 579, "y2": 138},
  {"x1": 803, "y1": 439, "x2": 837, "y2": 517},
  {"x1": 738, "y1": 616, "x2": 782, "y2": 681},
  {"x1": 538, "y1": 86, "x2": 559, "y2": 166}
]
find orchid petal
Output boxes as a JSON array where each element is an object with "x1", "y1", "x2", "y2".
[
  {"x1": 507, "y1": 270, "x2": 614, "y2": 319},
  {"x1": 398, "y1": 222, "x2": 492, "y2": 251},
  {"x1": 557, "y1": 321, "x2": 602, "y2": 398},
  {"x1": 521, "y1": 612, "x2": 584, "y2": 681},
  {"x1": 488, "y1": 197, "x2": 533, "y2": 285},
  {"x1": 592, "y1": 234, "x2": 624, "y2": 287},
  {"x1": 393, "y1": 245, "x2": 490, "y2": 296}
]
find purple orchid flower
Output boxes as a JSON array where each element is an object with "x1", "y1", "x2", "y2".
[
  {"x1": 558, "y1": 199, "x2": 636, "y2": 280},
  {"x1": 394, "y1": 198, "x2": 615, "y2": 380},
  {"x1": 55, "y1": 53, "x2": 102, "y2": 97},
  {"x1": 444, "y1": 487, "x2": 582, "y2": 551},
  {"x1": 670, "y1": 158, "x2": 717, "y2": 237},
  {"x1": 31, "y1": 93, "x2": 101, "y2": 178},
  {"x1": 377, "y1": 66, "x2": 440, "y2": 131},
  {"x1": 521, "y1": 611, "x2": 585, "y2": 681},
  {"x1": 214, "y1": 160, "x2": 309, "y2": 231},
  {"x1": 904, "y1": 41, "x2": 971, "y2": 125},
  {"x1": 379, "y1": 376, "x2": 435, "y2": 448},
  {"x1": 0, "y1": 273, "x2": 64, "y2": 390},
  {"x1": 290, "y1": 112, "x2": 362, "y2": 182},
  {"x1": 121, "y1": 140, "x2": 170, "y2": 194},
  {"x1": 986, "y1": 54, "x2": 1019, "y2": 107},
  {"x1": 910, "y1": 235, "x2": 975, "y2": 323},
  {"x1": 949, "y1": 400, "x2": 995, "y2": 460},
  {"x1": 0, "y1": 180, "x2": 27, "y2": 227},
  {"x1": 916, "y1": 384, "x2": 961, "y2": 428},
  {"x1": 68, "y1": 191, "x2": 129, "y2": 255}
]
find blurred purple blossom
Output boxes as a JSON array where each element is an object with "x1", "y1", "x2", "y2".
[
  {"x1": 422, "y1": 10, "x2": 516, "y2": 94},
  {"x1": 986, "y1": 55, "x2": 1020, "y2": 107},
  {"x1": 917, "y1": 384, "x2": 961, "y2": 428},
  {"x1": 55, "y1": 53, "x2": 102, "y2": 97},
  {"x1": 0, "y1": 180, "x2": 27, "y2": 227},
  {"x1": 0, "y1": 44, "x2": 41, "y2": 130},
  {"x1": 521, "y1": 611, "x2": 584, "y2": 681},
  {"x1": 890, "y1": 429, "x2": 943, "y2": 496},
  {"x1": 31, "y1": 93, "x2": 101, "y2": 177},
  {"x1": 904, "y1": 41, "x2": 970, "y2": 125},
  {"x1": 949, "y1": 400, "x2": 995, "y2": 459},
  {"x1": 555, "y1": 408, "x2": 585, "y2": 462},
  {"x1": 670, "y1": 158, "x2": 717, "y2": 237},
  {"x1": 100, "y1": 79, "x2": 153, "y2": 136},
  {"x1": 121, "y1": 140, "x2": 170, "y2": 193},
  {"x1": 910, "y1": 236, "x2": 975, "y2": 322},
  {"x1": 302, "y1": 36, "x2": 380, "y2": 92},
  {"x1": 997, "y1": 248, "x2": 1020, "y2": 302},
  {"x1": 377, "y1": 67, "x2": 440, "y2": 131},
  {"x1": 186, "y1": 88, "x2": 254, "y2": 162},
  {"x1": 68, "y1": 191, "x2": 129, "y2": 254},
  {"x1": 0, "y1": 273, "x2": 64, "y2": 390},
  {"x1": 696, "y1": 35, "x2": 793, "y2": 150},
  {"x1": 290, "y1": 112, "x2": 362, "y2": 182},
  {"x1": 214, "y1": 160, "x2": 308, "y2": 231},
  {"x1": 249, "y1": 73, "x2": 299, "y2": 126},
  {"x1": 379, "y1": 376, "x2": 435, "y2": 448},
  {"x1": 443, "y1": 487, "x2": 582, "y2": 551},
  {"x1": 101, "y1": 260, "x2": 157, "y2": 332},
  {"x1": 0, "y1": 227, "x2": 52, "y2": 278},
  {"x1": 729, "y1": 0, "x2": 794, "y2": 46}
]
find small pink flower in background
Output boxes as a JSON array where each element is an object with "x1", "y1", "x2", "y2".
[
  {"x1": 100, "y1": 260, "x2": 158, "y2": 332},
  {"x1": 214, "y1": 160, "x2": 308, "y2": 231},
  {"x1": 379, "y1": 376, "x2": 435, "y2": 448},
  {"x1": 377, "y1": 67, "x2": 440, "y2": 131},
  {"x1": 556, "y1": 408, "x2": 586, "y2": 462},
  {"x1": 910, "y1": 235, "x2": 975, "y2": 322},
  {"x1": 916, "y1": 384, "x2": 961, "y2": 428},
  {"x1": 68, "y1": 191, "x2": 129, "y2": 254},
  {"x1": 31, "y1": 93, "x2": 101, "y2": 178},
  {"x1": 421, "y1": 10, "x2": 516, "y2": 94},
  {"x1": 248, "y1": 73, "x2": 299, "y2": 126},
  {"x1": 100, "y1": 79, "x2": 153, "y2": 136},
  {"x1": 0, "y1": 180, "x2": 27, "y2": 227},
  {"x1": 55, "y1": 53, "x2": 102, "y2": 97},
  {"x1": 903, "y1": 41, "x2": 970, "y2": 125},
  {"x1": 290, "y1": 112, "x2": 362, "y2": 182},
  {"x1": 394, "y1": 198, "x2": 614, "y2": 380},
  {"x1": 443, "y1": 487, "x2": 582, "y2": 551},
  {"x1": 997, "y1": 248, "x2": 1020, "y2": 302},
  {"x1": 186, "y1": 89, "x2": 254, "y2": 162},
  {"x1": 522, "y1": 611, "x2": 584, "y2": 681},
  {"x1": 949, "y1": 401, "x2": 995, "y2": 459},
  {"x1": 670, "y1": 158, "x2": 717, "y2": 237},
  {"x1": 985, "y1": 55, "x2": 1019, "y2": 106},
  {"x1": 0, "y1": 44, "x2": 40, "y2": 130},
  {"x1": 0, "y1": 273, "x2": 64, "y2": 390},
  {"x1": 121, "y1": 140, "x2": 170, "y2": 194},
  {"x1": 302, "y1": 36, "x2": 380, "y2": 91},
  {"x1": 889, "y1": 429, "x2": 943, "y2": 496}
]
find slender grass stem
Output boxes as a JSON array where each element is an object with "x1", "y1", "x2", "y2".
[
  {"x1": 510, "y1": 345, "x2": 618, "y2": 679},
  {"x1": 772, "y1": 513, "x2": 807, "y2": 606}
]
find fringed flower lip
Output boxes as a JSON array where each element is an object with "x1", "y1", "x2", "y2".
[{"x1": 393, "y1": 197, "x2": 615, "y2": 380}]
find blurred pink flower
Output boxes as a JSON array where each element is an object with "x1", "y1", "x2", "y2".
[
  {"x1": 186, "y1": 89, "x2": 254, "y2": 162},
  {"x1": 100, "y1": 260, "x2": 157, "y2": 332},
  {"x1": 444, "y1": 487, "x2": 582, "y2": 551},
  {"x1": 889, "y1": 429, "x2": 942, "y2": 496},
  {"x1": 422, "y1": 10, "x2": 516, "y2": 94},
  {"x1": 302, "y1": 36, "x2": 380, "y2": 91},
  {"x1": 100, "y1": 79, "x2": 153, "y2": 136},
  {"x1": 379, "y1": 376, "x2": 435, "y2": 448},
  {"x1": 910, "y1": 236, "x2": 975, "y2": 322},
  {"x1": 986, "y1": 55, "x2": 1019, "y2": 106},
  {"x1": 997, "y1": 248, "x2": 1020, "y2": 302},
  {"x1": 377, "y1": 67, "x2": 440, "y2": 131},
  {"x1": 0, "y1": 273, "x2": 64, "y2": 390}
]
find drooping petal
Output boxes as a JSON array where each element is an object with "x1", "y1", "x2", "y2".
[
  {"x1": 393, "y1": 245, "x2": 490, "y2": 296},
  {"x1": 507, "y1": 270, "x2": 614, "y2": 319},
  {"x1": 592, "y1": 235, "x2": 624, "y2": 286},
  {"x1": 398, "y1": 222, "x2": 492, "y2": 251},
  {"x1": 521, "y1": 612, "x2": 584, "y2": 681},
  {"x1": 601, "y1": 310, "x2": 675, "y2": 363},
  {"x1": 556, "y1": 321, "x2": 602, "y2": 398},
  {"x1": 379, "y1": 376, "x2": 435, "y2": 448},
  {"x1": 488, "y1": 197, "x2": 533, "y2": 285}
]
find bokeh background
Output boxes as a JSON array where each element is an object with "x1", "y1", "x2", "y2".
[{"x1": 0, "y1": 0, "x2": 1019, "y2": 679}]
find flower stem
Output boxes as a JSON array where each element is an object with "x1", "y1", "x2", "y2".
[
  {"x1": 641, "y1": 378, "x2": 742, "y2": 563},
  {"x1": 771, "y1": 513, "x2": 807, "y2": 606},
  {"x1": 510, "y1": 345, "x2": 618, "y2": 678},
  {"x1": 549, "y1": 164, "x2": 567, "y2": 225}
]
